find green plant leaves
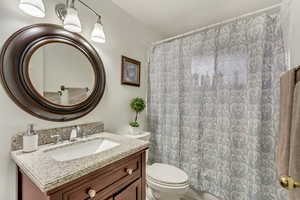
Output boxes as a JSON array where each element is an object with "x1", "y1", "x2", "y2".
[
  {"x1": 130, "y1": 97, "x2": 146, "y2": 113},
  {"x1": 129, "y1": 121, "x2": 140, "y2": 127}
]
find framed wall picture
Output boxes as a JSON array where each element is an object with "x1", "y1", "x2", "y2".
[{"x1": 121, "y1": 56, "x2": 141, "y2": 87}]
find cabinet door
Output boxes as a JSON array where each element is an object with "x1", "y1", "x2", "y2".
[{"x1": 114, "y1": 179, "x2": 142, "y2": 200}]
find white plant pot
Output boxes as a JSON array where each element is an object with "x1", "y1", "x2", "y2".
[{"x1": 129, "y1": 126, "x2": 140, "y2": 135}]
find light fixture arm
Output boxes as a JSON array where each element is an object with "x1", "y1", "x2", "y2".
[
  {"x1": 69, "y1": 0, "x2": 75, "y2": 8},
  {"x1": 56, "y1": 0, "x2": 102, "y2": 22},
  {"x1": 77, "y1": 0, "x2": 101, "y2": 18}
]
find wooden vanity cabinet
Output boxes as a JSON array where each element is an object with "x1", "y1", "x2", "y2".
[{"x1": 18, "y1": 150, "x2": 147, "y2": 200}]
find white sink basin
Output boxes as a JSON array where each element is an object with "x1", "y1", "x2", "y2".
[{"x1": 47, "y1": 138, "x2": 120, "y2": 162}]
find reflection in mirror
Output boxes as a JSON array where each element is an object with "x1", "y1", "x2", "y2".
[{"x1": 29, "y1": 43, "x2": 95, "y2": 106}]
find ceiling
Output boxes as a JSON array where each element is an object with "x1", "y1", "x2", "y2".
[{"x1": 111, "y1": 0, "x2": 281, "y2": 38}]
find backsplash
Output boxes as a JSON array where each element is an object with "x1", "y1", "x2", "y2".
[{"x1": 11, "y1": 121, "x2": 104, "y2": 151}]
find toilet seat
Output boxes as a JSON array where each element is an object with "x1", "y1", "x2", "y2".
[
  {"x1": 147, "y1": 176, "x2": 189, "y2": 188},
  {"x1": 147, "y1": 163, "x2": 189, "y2": 188}
]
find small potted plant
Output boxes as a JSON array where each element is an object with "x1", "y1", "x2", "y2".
[{"x1": 129, "y1": 97, "x2": 146, "y2": 135}]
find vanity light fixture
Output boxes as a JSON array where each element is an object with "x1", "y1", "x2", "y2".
[
  {"x1": 56, "y1": 0, "x2": 106, "y2": 43},
  {"x1": 19, "y1": 0, "x2": 45, "y2": 18},
  {"x1": 19, "y1": 0, "x2": 106, "y2": 43}
]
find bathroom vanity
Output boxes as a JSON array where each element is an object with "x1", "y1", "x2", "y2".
[{"x1": 12, "y1": 132, "x2": 148, "y2": 200}]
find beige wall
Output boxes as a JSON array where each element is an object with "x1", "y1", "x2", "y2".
[{"x1": 0, "y1": 0, "x2": 162, "y2": 199}]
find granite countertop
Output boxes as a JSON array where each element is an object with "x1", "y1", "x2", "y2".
[{"x1": 11, "y1": 132, "x2": 149, "y2": 192}]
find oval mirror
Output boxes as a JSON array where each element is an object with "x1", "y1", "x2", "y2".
[
  {"x1": 28, "y1": 42, "x2": 95, "y2": 106},
  {"x1": 0, "y1": 24, "x2": 106, "y2": 121}
]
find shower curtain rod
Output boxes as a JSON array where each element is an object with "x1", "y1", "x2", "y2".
[{"x1": 153, "y1": 3, "x2": 282, "y2": 46}]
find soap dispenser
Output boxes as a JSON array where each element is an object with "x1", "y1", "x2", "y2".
[{"x1": 23, "y1": 124, "x2": 38, "y2": 153}]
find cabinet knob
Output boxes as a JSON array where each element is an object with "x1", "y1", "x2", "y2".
[
  {"x1": 88, "y1": 189, "x2": 96, "y2": 198},
  {"x1": 126, "y1": 168, "x2": 133, "y2": 175}
]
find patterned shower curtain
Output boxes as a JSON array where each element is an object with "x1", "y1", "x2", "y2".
[{"x1": 148, "y1": 12, "x2": 288, "y2": 200}]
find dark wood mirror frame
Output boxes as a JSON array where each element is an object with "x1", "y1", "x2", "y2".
[{"x1": 0, "y1": 24, "x2": 106, "y2": 121}]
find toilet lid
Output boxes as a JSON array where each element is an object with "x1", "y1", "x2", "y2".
[{"x1": 147, "y1": 163, "x2": 188, "y2": 185}]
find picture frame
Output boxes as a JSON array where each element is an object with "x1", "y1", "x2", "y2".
[{"x1": 121, "y1": 56, "x2": 141, "y2": 87}]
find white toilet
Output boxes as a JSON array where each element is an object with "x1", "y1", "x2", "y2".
[{"x1": 124, "y1": 132, "x2": 189, "y2": 200}]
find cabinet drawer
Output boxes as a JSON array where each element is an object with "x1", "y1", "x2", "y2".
[{"x1": 62, "y1": 156, "x2": 141, "y2": 200}]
